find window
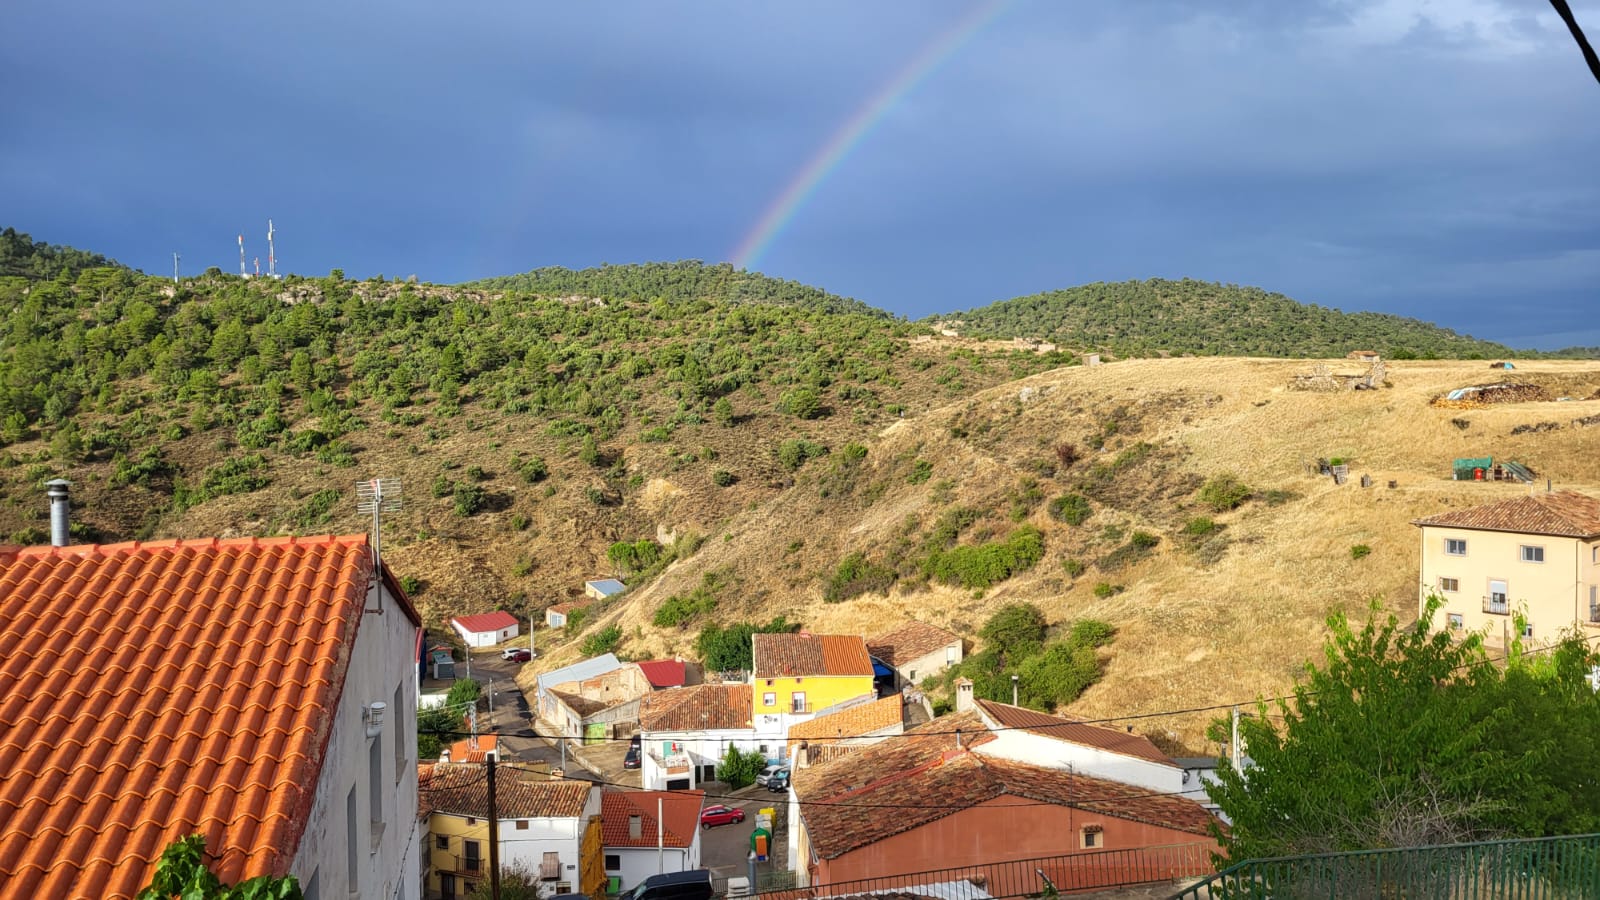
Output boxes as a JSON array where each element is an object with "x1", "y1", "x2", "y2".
[
  {"x1": 516, "y1": 820, "x2": 529, "y2": 830},
  {"x1": 1523, "y1": 622, "x2": 1535, "y2": 639},
  {"x1": 1520, "y1": 545, "x2": 1544, "y2": 563},
  {"x1": 541, "y1": 852, "x2": 561, "y2": 881},
  {"x1": 1591, "y1": 586, "x2": 1599, "y2": 624},
  {"x1": 369, "y1": 735, "x2": 384, "y2": 841},
  {"x1": 1447, "y1": 613, "x2": 1464, "y2": 630},
  {"x1": 1439, "y1": 577, "x2": 1459, "y2": 593},
  {"x1": 791, "y1": 691, "x2": 807, "y2": 713},
  {"x1": 795, "y1": 677, "x2": 803, "y2": 683},
  {"x1": 1445, "y1": 539, "x2": 1467, "y2": 556},
  {"x1": 436, "y1": 835, "x2": 449, "y2": 851},
  {"x1": 466, "y1": 817, "x2": 477, "y2": 826},
  {"x1": 909, "y1": 669, "x2": 918, "y2": 682},
  {"x1": 464, "y1": 841, "x2": 482, "y2": 874},
  {"x1": 762, "y1": 692, "x2": 776, "y2": 707},
  {"x1": 393, "y1": 685, "x2": 405, "y2": 778},
  {"x1": 1081, "y1": 825, "x2": 1103, "y2": 849},
  {"x1": 345, "y1": 786, "x2": 358, "y2": 893},
  {"x1": 947, "y1": 646, "x2": 957, "y2": 664},
  {"x1": 605, "y1": 855, "x2": 622, "y2": 871},
  {"x1": 765, "y1": 679, "x2": 774, "y2": 687}
]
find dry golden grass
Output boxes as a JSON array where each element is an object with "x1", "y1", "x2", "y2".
[{"x1": 601, "y1": 357, "x2": 1600, "y2": 752}]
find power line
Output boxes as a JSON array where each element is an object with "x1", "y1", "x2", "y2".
[{"x1": 1549, "y1": 0, "x2": 1600, "y2": 86}]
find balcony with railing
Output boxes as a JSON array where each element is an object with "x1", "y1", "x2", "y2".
[
  {"x1": 448, "y1": 855, "x2": 485, "y2": 877},
  {"x1": 1482, "y1": 594, "x2": 1509, "y2": 615}
]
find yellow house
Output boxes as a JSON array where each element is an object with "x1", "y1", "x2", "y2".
[
  {"x1": 1413, "y1": 489, "x2": 1600, "y2": 644},
  {"x1": 751, "y1": 633, "x2": 876, "y2": 733},
  {"x1": 420, "y1": 764, "x2": 604, "y2": 900}
]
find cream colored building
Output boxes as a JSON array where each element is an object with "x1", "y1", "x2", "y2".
[{"x1": 1413, "y1": 490, "x2": 1600, "y2": 643}]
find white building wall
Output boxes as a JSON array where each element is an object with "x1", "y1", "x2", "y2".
[
  {"x1": 974, "y1": 730, "x2": 1183, "y2": 794},
  {"x1": 454, "y1": 621, "x2": 518, "y2": 648},
  {"x1": 606, "y1": 839, "x2": 699, "y2": 894},
  {"x1": 290, "y1": 579, "x2": 421, "y2": 900},
  {"x1": 639, "y1": 728, "x2": 769, "y2": 790}
]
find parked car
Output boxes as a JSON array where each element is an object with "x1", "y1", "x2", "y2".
[
  {"x1": 699, "y1": 804, "x2": 746, "y2": 829},
  {"x1": 616, "y1": 869, "x2": 714, "y2": 900},
  {"x1": 754, "y1": 764, "x2": 785, "y2": 787},
  {"x1": 500, "y1": 647, "x2": 533, "y2": 662},
  {"x1": 765, "y1": 769, "x2": 790, "y2": 792},
  {"x1": 623, "y1": 739, "x2": 641, "y2": 770}
]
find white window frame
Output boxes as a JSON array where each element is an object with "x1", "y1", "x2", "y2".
[
  {"x1": 762, "y1": 692, "x2": 776, "y2": 707},
  {"x1": 1445, "y1": 538, "x2": 1467, "y2": 556},
  {"x1": 1520, "y1": 545, "x2": 1544, "y2": 563},
  {"x1": 1447, "y1": 613, "x2": 1464, "y2": 630},
  {"x1": 1522, "y1": 622, "x2": 1535, "y2": 639}
]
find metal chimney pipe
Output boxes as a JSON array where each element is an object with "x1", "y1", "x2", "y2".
[{"x1": 45, "y1": 479, "x2": 71, "y2": 547}]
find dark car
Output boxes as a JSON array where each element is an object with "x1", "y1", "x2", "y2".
[
  {"x1": 617, "y1": 869, "x2": 714, "y2": 900},
  {"x1": 765, "y1": 769, "x2": 790, "y2": 792},
  {"x1": 623, "y1": 741, "x2": 641, "y2": 770},
  {"x1": 699, "y1": 804, "x2": 746, "y2": 829},
  {"x1": 500, "y1": 647, "x2": 533, "y2": 662}
]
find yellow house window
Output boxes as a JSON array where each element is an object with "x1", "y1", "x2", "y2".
[
  {"x1": 763, "y1": 692, "x2": 776, "y2": 706},
  {"x1": 1446, "y1": 539, "x2": 1467, "y2": 556},
  {"x1": 1520, "y1": 545, "x2": 1544, "y2": 563},
  {"x1": 1439, "y1": 577, "x2": 1459, "y2": 593}
]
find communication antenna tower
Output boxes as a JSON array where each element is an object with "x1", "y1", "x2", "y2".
[
  {"x1": 253, "y1": 257, "x2": 260, "y2": 278},
  {"x1": 267, "y1": 219, "x2": 277, "y2": 278},
  {"x1": 172, "y1": 252, "x2": 180, "y2": 284},
  {"x1": 356, "y1": 478, "x2": 403, "y2": 612},
  {"x1": 237, "y1": 234, "x2": 245, "y2": 277}
]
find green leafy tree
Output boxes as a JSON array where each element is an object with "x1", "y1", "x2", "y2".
[
  {"x1": 466, "y1": 864, "x2": 543, "y2": 900},
  {"x1": 780, "y1": 387, "x2": 823, "y2": 420},
  {"x1": 712, "y1": 396, "x2": 735, "y2": 427},
  {"x1": 581, "y1": 624, "x2": 623, "y2": 656},
  {"x1": 1206, "y1": 598, "x2": 1600, "y2": 860},
  {"x1": 979, "y1": 602, "x2": 1048, "y2": 664},
  {"x1": 137, "y1": 834, "x2": 302, "y2": 899},
  {"x1": 696, "y1": 617, "x2": 799, "y2": 672},
  {"x1": 719, "y1": 744, "x2": 769, "y2": 789}
]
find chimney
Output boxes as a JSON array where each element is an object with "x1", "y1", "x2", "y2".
[
  {"x1": 45, "y1": 480, "x2": 71, "y2": 547},
  {"x1": 628, "y1": 814, "x2": 642, "y2": 840},
  {"x1": 955, "y1": 677, "x2": 974, "y2": 713}
]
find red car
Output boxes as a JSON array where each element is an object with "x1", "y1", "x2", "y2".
[{"x1": 699, "y1": 805, "x2": 746, "y2": 829}]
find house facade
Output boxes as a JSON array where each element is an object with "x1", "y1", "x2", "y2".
[
  {"x1": 751, "y1": 633, "x2": 876, "y2": 739},
  {"x1": 1413, "y1": 490, "x2": 1600, "y2": 642},
  {"x1": 0, "y1": 534, "x2": 422, "y2": 900},
  {"x1": 535, "y1": 654, "x2": 624, "y2": 726},
  {"x1": 866, "y1": 621, "x2": 964, "y2": 689},
  {"x1": 451, "y1": 611, "x2": 520, "y2": 648},
  {"x1": 638, "y1": 684, "x2": 765, "y2": 790},
  {"x1": 421, "y1": 765, "x2": 602, "y2": 900},
  {"x1": 790, "y1": 711, "x2": 1217, "y2": 889},
  {"x1": 540, "y1": 660, "x2": 651, "y2": 743},
  {"x1": 601, "y1": 791, "x2": 705, "y2": 894},
  {"x1": 969, "y1": 699, "x2": 1183, "y2": 794}
]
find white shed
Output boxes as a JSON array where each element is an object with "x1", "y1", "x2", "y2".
[{"x1": 450, "y1": 611, "x2": 519, "y2": 648}]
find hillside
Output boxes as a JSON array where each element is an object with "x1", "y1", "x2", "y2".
[
  {"x1": 466, "y1": 260, "x2": 885, "y2": 318},
  {"x1": 935, "y1": 278, "x2": 1519, "y2": 359}
]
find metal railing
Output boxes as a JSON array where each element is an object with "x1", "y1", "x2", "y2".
[
  {"x1": 1168, "y1": 833, "x2": 1600, "y2": 899},
  {"x1": 1483, "y1": 597, "x2": 1509, "y2": 615},
  {"x1": 759, "y1": 842, "x2": 1214, "y2": 900}
]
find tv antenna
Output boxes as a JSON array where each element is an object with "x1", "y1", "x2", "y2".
[
  {"x1": 356, "y1": 478, "x2": 403, "y2": 612},
  {"x1": 237, "y1": 234, "x2": 246, "y2": 277}
]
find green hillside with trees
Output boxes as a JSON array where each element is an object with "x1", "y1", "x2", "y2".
[
  {"x1": 1, "y1": 228, "x2": 126, "y2": 280},
  {"x1": 936, "y1": 278, "x2": 1520, "y2": 359},
  {"x1": 467, "y1": 260, "x2": 886, "y2": 317}
]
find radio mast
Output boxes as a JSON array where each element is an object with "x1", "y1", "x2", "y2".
[
  {"x1": 238, "y1": 234, "x2": 246, "y2": 277},
  {"x1": 267, "y1": 219, "x2": 277, "y2": 278},
  {"x1": 172, "y1": 252, "x2": 180, "y2": 284}
]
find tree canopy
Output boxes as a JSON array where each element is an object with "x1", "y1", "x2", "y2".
[{"x1": 1207, "y1": 598, "x2": 1600, "y2": 860}]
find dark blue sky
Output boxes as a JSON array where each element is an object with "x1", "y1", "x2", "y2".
[{"x1": 3, "y1": 1, "x2": 1597, "y2": 348}]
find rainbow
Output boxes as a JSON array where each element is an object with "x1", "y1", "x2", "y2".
[{"x1": 730, "y1": 0, "x2": 1011, "y2": 270}]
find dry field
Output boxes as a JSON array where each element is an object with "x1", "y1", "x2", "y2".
[{"x1": 577, "y1": 357, "x2": 1600, "y2": 753}]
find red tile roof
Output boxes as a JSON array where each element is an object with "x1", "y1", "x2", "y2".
[
  {"x1": 797, "y1": 722, "x2": 1213, "y2": 859},
  {"x1": 753, "y1": 633, "x2": 873, "y2": 678},
  {"x1": 974, "y1": 700, "x2": 1176, "y2": 767},
  {"x1": 601, "y1": 790, "x2": 705, "y2": 848},
  {"x1": 443, "y1": 734, "x2": 499, "y2": 763},
  {"x1": 639, "y1": 684, "x2": 753, "y2": 732},
  {"x1": 0, "y1": 535, "x2": 420, "y2": 900},
  {"x1": 636, "y1": 659, "x2": 688, "y2": 689},
  {"x1": 452, "y1": 610, "x2": 519, "y2": 634},
  {"x1": 787, "y1": 695, "x2": 903, "y2": 744},
  {"x1": 421, "y1": 764, "x2": 593, "y2": 820},
  {"x1": 866, "y1": 621, "x2": 961, "y2": 667},
  {"x1": 1413, "y1": 491, "x2": 1600, "y2": 538}
]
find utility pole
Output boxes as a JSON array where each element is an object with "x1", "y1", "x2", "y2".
[
  {"x1": 487, "y1": 756, "x2": 502, "y2": 900},
  {"x1": 657, "y1": 796, "x2": 665, "y2": 874}
]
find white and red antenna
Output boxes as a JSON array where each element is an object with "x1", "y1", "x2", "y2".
[
  {"x1": 237, "y1": 234, "x2": 245, "y2": 277},
  {"x1": 267, "y1": 219, "x2": 277, "y2": 278},
  {"x1": 254, "y1": 257, "x2": 260, "y2": 278}
]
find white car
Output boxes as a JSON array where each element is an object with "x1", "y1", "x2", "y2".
[
  {"x1": 754, "y1": 764, "x2": 786, "y2": 787},
  {"x1": 500, "y1": 647, "x2": 534, "y2": 661}
]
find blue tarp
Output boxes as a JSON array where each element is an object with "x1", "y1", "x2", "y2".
[{"x1": 872, "y1": 659, "x2": 894, "y2": 678}]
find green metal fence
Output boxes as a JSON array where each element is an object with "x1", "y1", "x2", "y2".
[{"x1": 1169, "y1": 833, "x2": 1600, "y2": 900}]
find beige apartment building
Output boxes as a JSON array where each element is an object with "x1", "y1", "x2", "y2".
[{"x1": 1414, "y1": 490, "x2": 1600, "y2": 644}]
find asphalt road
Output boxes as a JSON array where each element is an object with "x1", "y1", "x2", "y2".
[{"x1": 698, "y1": 788, "x2": 789, "y2": 887}]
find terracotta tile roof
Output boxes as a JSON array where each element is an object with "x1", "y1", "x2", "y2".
[
  {"x1": 797, "y1": 737, "x2": 1214, "y2": 859},
  {"x1": 753, "y1": 633, "x2": 873, "y2": 678},
  {"x1": 443, "y1": 734, "x2": 499, "y2": 763},
  {"x1": 548, "y1": 601, "x2": 578, "y2": 615},
  {"x1": 0, "y1": 534, "x2": 421, "y2": 900},
  {"x1": 788, "y1": 695, "x2": 903, "y2": 744},
  {"x1": 974, "y1": 700, "x2": 1176, "y2": 767},
  {"x1": 867, "y1": 621, "x2": 961, "y2": 667},
  {"x1": 636, "y1": 659, "x2": 688, "y2": 689},
  {"x1": 796, "y1": 711, "x2": 994, "y2": 795},
  {"x1": 1413, "y1": 490, "x2": 1600, "y2": 539},
  {"x1": 601, "y1": 790, "x2": 704, "y2": 848},
  {"x1": 639, "y1": 684, "x2": 753, "y2": 732},
  {"x1": 452, "y1": 610, "x2": 519, "y2": 633},
  {"x1": 422, "y1": 764, "x2": 593, "y2": 820}
]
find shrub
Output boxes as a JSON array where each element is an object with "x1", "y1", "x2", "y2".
[
  {"x1": 1048, "y1": 494, "x2": 1092, "y2": 526},
  {"x1": 777, "y1": 439, "x2": 828, "y2": 471},
  {"x1": 923, "y1": 526, "x2": 1045, "y2": 591},
  {"x1": 712, "y1": 469, "x2": 736, "y2": 487},
  {"x1": 1092, "y1": 582, "x2": 1122, "y2": 598},
  {"x1": 1260, "y1": 488, "x2": 1295, "y2": 506},
  {"x1": 607, "y1": 539, "x2": 663, "y2": 574},
  {"x1": 1063, "y1": 558, "x2": 1086, "y2": 577},
  {"x1": 511, "y1": 513, "x2": 531, "y2": 531},
  {"x1": 399, "y1": 575, "x2": 422, "y2": 595},
  {"x1": 1350, "y1": 544, "x2": 1372, "y2": 560},
  {"x1": 1198, "y1": 473, "x2": 1252, "y2": 512},
  {"x1": 519, "y1": 457, "x2": 549, "y2": 483},
  {"x1": 431, "y1": 474, "x2": 452, "y2": 498},
  {"x1": 453, "y1": 483, "x2": 487, "y2": 517},
  {"x1": 1183, "y1": 516, "x2": 1220, "y2": 538},
  {"x1": 822, "y1": 552, "x2": 898, "y2": 603},
  {"x1": 580, "y1": 624, "x2": 623, "y2": 656},
  {"x1": 696, "y1": 617, "x2": 800, "y2": 672},
  {"x1": 980, "y1": 602, "x2": 1048, "y2": 661},
  {"x1": 906, "y1": 459, "x2": 933, "y2": 484},
  {"x1": 780, "y1": 388, "x2": 823, "y2": 420},
  {"x1": 1129, "y1": 530, "x2": 1160, "y2": 550},
  {"x1": 1068, "y1": 618, "x2": 1117, "y2": 648},
  {"x1": 720, "y1": 745, "x2": 767, "y2": 789},
  {"x1": 289, "y1": 488, "x2": 342, "y2": 531}
]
